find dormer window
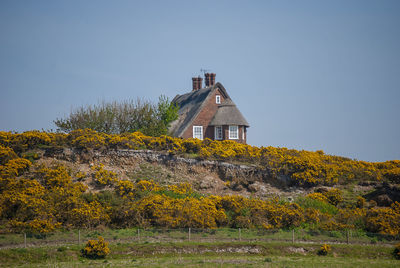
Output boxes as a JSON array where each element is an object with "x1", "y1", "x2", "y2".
[{"x1": 216, "y1": 95, "x2": 221, "y2": 104}]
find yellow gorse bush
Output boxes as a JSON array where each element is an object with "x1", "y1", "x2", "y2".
[
  {"x1": 318, "y1": 244, "x2": 331, "y2": 255},
  {"x1": 307, "y1": 193, "x2": 328, "y2": 203},
  {"x1": 92, "y1": 164, "x2": 118, "y2": 186},
  {"x1": 365, "y1": 201, "x2": 400, "y2": 236},
  {"x1": 307, "y1": 189, "x2": 343, "y2": 206},
  {"x1": 81, "y1": 236, "x2": 110, "y2": 259},
  {"x1": 1, "y1": 129, "x2": 399, "y2": 186},
  {"x1": 0, "y1": 129, "x2": 400, "y2": 236}
]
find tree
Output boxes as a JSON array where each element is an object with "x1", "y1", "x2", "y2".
[{"x1": 54, "y1": 95, "x2": 178, "y2": 136}]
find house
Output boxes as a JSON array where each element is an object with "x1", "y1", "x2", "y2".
[{"x1": 169, "y1": 73, "x2": 249, "y2": 144}]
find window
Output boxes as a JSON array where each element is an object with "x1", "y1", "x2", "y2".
[
  {"x1": 229, "y1": 125, "x2": 238, "y2": 139},
  {"x1": 214, "y1": 126, "x2": 222, "y2": 140},
  {"x1": 216, "y1": 95, "x2": 221, "y2": 104},
  {"x1": 242, "y1": 127, "x2": 245, "y2": 140},
  {"x1": 193, "y1": 126, "x2": 203, "y2": 140}
]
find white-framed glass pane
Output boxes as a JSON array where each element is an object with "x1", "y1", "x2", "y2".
[
  {"x1": 193, "y1": 126, "x2": 203, "y2": 140},
  {"x1": 229, "y1": 125, "x2": 238, "y2": 139},
  {"x1": 215, "y1": 126, "x2": 222, "y2": 140},
  {"x1": 216, "y1": 95, "x2": 221, "y2": 104}
]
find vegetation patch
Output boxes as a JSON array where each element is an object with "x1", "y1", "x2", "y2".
[{"x1": 81, "y1": 236, "x2": 110, "y2": 259}]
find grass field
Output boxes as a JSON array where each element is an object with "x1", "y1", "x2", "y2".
[
  {"x1": 0, "y1": 240, "x2": 398, "y2": 267},
  {"x1": 1, "y1": 228, "x2": 397, "y2": 249}
]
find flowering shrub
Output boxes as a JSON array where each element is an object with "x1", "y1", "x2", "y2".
[
  {"x1": 307, "y1": 189, "x2": 343, "y2": 206},
  {"x1": 69, "y1": 129, "x2": 107, "y2": 149},
  {"x1": 9, "y1": 131, "x2": 52, "y2": 153},
  {"x1": 318, "y1": 244, "x2": 331, "y2": 255},
  {"x1": 70, "y1": 201, "x2": 110, "y2": 228},
  {"x1": 304, "y1": 208, "x2": 320, "y2": 224},
  {"x1": 136, "y1": 180, "x2": 161, "y2": 192},
  {"x1": 356, "y1": 196, "x2": 366, "y2": 208},
  {"x1": 108, "y1": 132, "x2": 145, "y2": 149},
  {"x1": 116, "y1": 179, "x2": 136, "y2": 198},
  {"x1": 92, "y1": 164, "x2": 118, "y2": 186},
  {"x1": 75, "y1": 171, "x2": 86, "y2": 181},
  {"x1": 0, "y1": 158, "x2": 31, "y2": 178},
  {"x1": 365, "y1": 202, "x2": 400, "y2": 235},
  {"x1": 182, "y1": 138, "x2": 202, "y2": 154},
  {"x1": 307, "y1": 193, "x2": 328, "y2": 203},
  {"x1": 81, "y1": 236, "x2": 110, "y2": 259},
  {"x1": 1, "y1": 130, "x2": 400, "y2": 235},
  {"x1": 8, "y1": 219, "x2": 61, "y2": 234},
  {"x1": 323, "y1": 188, "x2": 343, "y2": 206},
  {"x1": 2, "y1": 130, "x2": 400, "y2": 187},
  {"x1": 0, "y1": 145, "x2": 17, "y2": 165},
  {"x1": 168, "y1": 182, "x2": 193, "y2": 196}
]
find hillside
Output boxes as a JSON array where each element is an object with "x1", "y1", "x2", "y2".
[{"x1": 0, "y1": 129, "x2": 399, "y2": 236}]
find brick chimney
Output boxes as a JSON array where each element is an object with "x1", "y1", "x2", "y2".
[
  {"x1": 197, "y1": 76, "x2": 203, "y2": 89},
  {"x1": 192, "y1": 76, "x2": 203, "y2": 91},
  {"x1": 204, "y1": 73, "x2": 216, "y2": 87}
]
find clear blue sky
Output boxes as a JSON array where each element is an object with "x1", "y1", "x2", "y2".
[{"x1": 1, "y1": 0, "x2": 399, "y2": 162}]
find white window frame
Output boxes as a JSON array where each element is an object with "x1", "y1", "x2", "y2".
[
  {"x1": 193, "y1": 126, "x2": 203, "y2": 140},
  {"x1": 214, "y1": 126, "x2": 222, "y2": 140},
  {"x1": 242, "y1": 127, "x2": 245, "y2": 140},
  {"x1": 216, "y1": 95, "x2": 221, "y2": 104},
  {"x1": 229, "y1": 125, "x2": 238, "y2": 140}
]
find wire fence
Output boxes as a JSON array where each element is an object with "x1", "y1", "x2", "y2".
[{"x1": 0, "y1": 228, "x2": 399, "y2": 249}]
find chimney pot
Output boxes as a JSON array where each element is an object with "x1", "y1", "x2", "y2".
[
  {"x1": 205, "y1": 73, "x2": 216, "y2": 86},
  {"x1": 192, "y1": 76, "x2": 203, "y2": 91},
  {"x1": 197, "y1": 76, "x2": 203, "y2": 89},
  {"x1": 192, "y1": 77, "x2": 198, "y2": 91},
  {"x1": 205, "y1": 73, "x2": 210, "y2": 87},
  {"x1": 210, "y1": 73, "x2": 216, "y2": 86}
]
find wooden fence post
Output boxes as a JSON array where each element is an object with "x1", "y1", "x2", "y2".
[
  {"x1": 188, "y1": 228, "x2": 191, "y2": 241},
  {"x1": 78, "y1": 230, "x2": 81, "y2": 245},
  {"x1": 346, "y1": 230, "x2": 349, "y2": 244},
  {"x1": 24, "y1": 233, "x2": 27, "y2": 248},
  {"x1": 137, "y1": 229, "x2": 140, "y2": 242},
  {"x1": 292, "y1": 229, "x2": 295, "y2": 244},
  {"x1": 239, "y1": 228, "x2": 241, "y2": 241}
]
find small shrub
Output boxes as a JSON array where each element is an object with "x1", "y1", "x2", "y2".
[
  {"x1": 57, "y1": 246, "x2": 67, "y2": 252},
  {"x1": 22, "y1": 152, "x2": 40, "y2": 163},
  {"x1": 370, "y1": 237, "x2": 378, "y2": 244},
  {"x1": 356, "y1": 196, "x2": 366, "y2": 208},
  {"x1": 394, "y1": 243, "x2": 400, "y2": 260},
  {"x1": 264, "y1": 257, "x2": 272, "y2": 262},
  {"x1": 317, "y1": 244, "x2": 331, "y2": 256},
  {"x1": 81, "y1": 236, "x2": 110, "y2": 259}
]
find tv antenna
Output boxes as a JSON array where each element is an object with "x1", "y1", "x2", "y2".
[{"x1": 200, "y1": 69, "x2": 211, "y2": 75}]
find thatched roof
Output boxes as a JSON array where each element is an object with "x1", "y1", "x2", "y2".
[
  {"x1": 169, "y1": 82, "x2": 249, "y2": 137},
  {"x1": 209, "y1": 99, "x2": 249, "y2": 127},
  {"x1": 169, "y1": 86, "x2": 213, "y2": 137}
]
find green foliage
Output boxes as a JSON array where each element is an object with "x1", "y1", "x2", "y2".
[
  {"x1": 54, "y1": 96, "x2": 178, "y2": 137},
  {"x1": 297, "y1": 197, "x2": 339, "y2": 215},
  {"x1": 157, "y1": 95, "x2": 179, "y2": 134},
  {"x1": 394, "y1": 243, "x2": 400, "y2": 260}
]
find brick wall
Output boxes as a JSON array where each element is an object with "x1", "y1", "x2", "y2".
[
  {"x1": 181, "y1": 88, "x2": 225, "y2": 139},
  {"x1": 181, "y1": 88, "x2": 247, "y2": 144},
  {"x1": 222, "y1": 125, "x2": 247, "y2": 144}
]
